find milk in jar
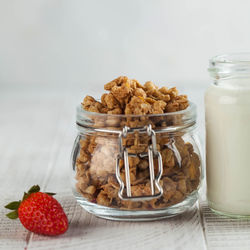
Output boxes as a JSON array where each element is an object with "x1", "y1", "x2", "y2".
[{"x1": 205, "y1": 53, "x2": 250, "y2": 216}]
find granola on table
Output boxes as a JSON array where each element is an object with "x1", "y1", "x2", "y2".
[{"x1": 76, "y1": 76, "x2": 200, "y2": 210}]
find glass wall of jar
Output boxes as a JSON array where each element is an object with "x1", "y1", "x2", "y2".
[
  {"x1": 71, "y1": 103, "x2": 203, "y2": 221},
  {"x1": 206, "y1": 53, "x2": 250, "y2": 217}
]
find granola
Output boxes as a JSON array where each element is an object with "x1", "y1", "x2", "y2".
[
  {"x1": 75, "y1": 76, "x2": 200, "y2": 210},
  {"x1": 83, "y1": 76, "x2": 189, "y2": 115}
]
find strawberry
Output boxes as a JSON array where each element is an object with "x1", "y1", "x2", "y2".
[{"x1": 5, "y1": 185, "x2": 68, "y2": 236}]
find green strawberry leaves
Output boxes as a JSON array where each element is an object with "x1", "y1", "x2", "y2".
[
  {"x1": 45, "y1": 192, "x2": 56, "y2": 196},
  {"x1": 5, "y1": 201, "x2": 21, "y2": 210},
  {"x1": 6, "y1": 210, "x2": 18, "y2": 219},
  {"x1": 4, "y1": 185, "x2": 56, "y2": 219},
  {"x1": 22, "y1": 192, "x2": 29, "y2": 201},
  {"x1": 28, "y1": 185, "x2": 40, "y2": 194}
]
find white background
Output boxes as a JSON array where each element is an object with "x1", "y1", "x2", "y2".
[{"x1": 1, "y1": 0, "x2": 250, "y2": 94}]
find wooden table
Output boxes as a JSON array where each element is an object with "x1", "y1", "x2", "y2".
[{"x1": 1, "y1": 87, "x2": 250, "y2": 250}]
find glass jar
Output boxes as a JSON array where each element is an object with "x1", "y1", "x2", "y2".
[
  {"x1": 206, "y1": 53, "x2": 250, "y2": 217},
  {"x1": 71, "y1": 102, "x2": 203, "y2": 221}
]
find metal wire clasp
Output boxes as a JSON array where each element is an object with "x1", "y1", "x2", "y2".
[{"x1": 115, "y1": 124, "x2": 163, "y2": 201}]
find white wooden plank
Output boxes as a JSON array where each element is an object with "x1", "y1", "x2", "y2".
[{"x1": 0, "y1": 92, "x2": 68, "y2": 195}]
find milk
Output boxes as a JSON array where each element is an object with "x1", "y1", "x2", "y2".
[{"x1": 205, "y1": 79, "x2": 250, "y2": 215}]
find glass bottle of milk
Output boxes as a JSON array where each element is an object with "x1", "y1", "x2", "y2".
[{"x1": 205, "y1": 53, "x2": 250, "y2": 217}]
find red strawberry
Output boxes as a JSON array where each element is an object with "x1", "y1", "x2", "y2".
[{"x1": 5, "y1": 185, "x2": 68, "y2": 236}]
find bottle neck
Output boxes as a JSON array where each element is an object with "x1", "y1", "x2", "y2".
[{"x1": 209, "y1": 53, "x2": 250, "y2": 89}]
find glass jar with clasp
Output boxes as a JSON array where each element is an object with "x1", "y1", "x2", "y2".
[{"x1": 71, "y1": 102, "x2": 203, "y2": 221}]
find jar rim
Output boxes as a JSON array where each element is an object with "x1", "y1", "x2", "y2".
[
  {"x1": 76, "y1": 102, "x2": 196, "y2": 119},
  {"x1": 210, "y1": 52, "x2": 250, "y2": 65},
  {"x1": 209, "y1": 52, "x2": 250, "y2": 80},
  {"x1": 76, "y1": 102, "x2": 197, "y2": 132}
]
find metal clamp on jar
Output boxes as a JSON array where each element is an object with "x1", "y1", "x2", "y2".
[{"x1": 116, "y1": 125, "x2": 164, "y2": 201}]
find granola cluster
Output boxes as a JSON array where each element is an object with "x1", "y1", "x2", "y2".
[
  {"x1": 83, "y1": 76, "x2": 189, "y2": 115},
  {"x1": 75, "y1": 76, "x2": 200, "y2": 210}
]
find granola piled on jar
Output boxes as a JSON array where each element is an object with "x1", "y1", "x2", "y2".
[
  {"x1": 83, "y1": 76, "x2": 189, "y2": 115},
  {"x1": 75, "y1": 76, "x2": 200, "y2": 210}
]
